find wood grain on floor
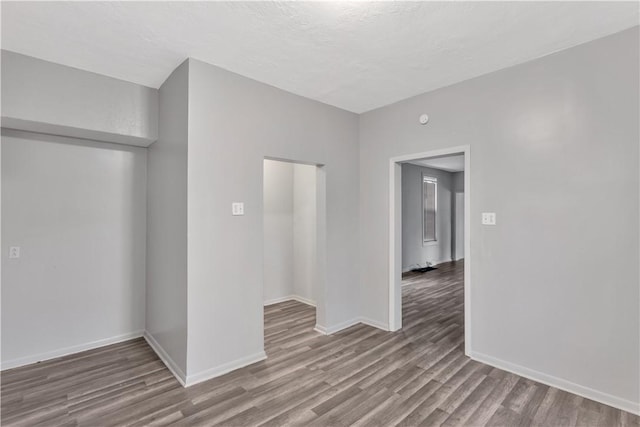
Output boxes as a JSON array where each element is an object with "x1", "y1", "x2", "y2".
[{"x1": 2, "y1": 261, "x2": 637, "y2": 426}]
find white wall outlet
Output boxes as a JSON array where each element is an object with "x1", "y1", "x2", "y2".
[
  {"x1": 482, "y1": 212, "x2": 496, "y2": 225},
  {"x1": 9, "y1": 246, "x2": 20, "y2": 259},
  {"x1": 232, "y1": 202, "x2": 244, "y2": 216}
]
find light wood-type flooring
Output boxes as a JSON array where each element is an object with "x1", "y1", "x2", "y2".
[{"x1": 2, "y1": 261, "x2": 638, "y2": 426}]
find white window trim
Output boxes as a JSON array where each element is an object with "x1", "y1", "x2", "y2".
[{"x1": 422, "y1": 174, "x2": 437, "y2": 244}]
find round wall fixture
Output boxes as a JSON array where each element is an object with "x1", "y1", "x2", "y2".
[{"x1": 419, "y1": 114, "x2": 429, "y2": 125}]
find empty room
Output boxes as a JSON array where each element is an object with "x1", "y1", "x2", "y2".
[{"x1": 1, "y1": 2, "x2": 638, "y2": 426}]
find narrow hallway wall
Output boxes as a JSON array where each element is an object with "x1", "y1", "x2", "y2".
[{"x1": 263, "y1": 160, "x2": 294, "y2": 303}]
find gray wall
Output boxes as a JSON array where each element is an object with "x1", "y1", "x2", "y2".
[
  {"x1": 1, "y1": 51, "x2": 156, "y2": 370},
  {"x1": 292, "y1": 163, "x2": 317, "y2": 304},
  {"x1": 145, "y1": 61, "x2": 189, "y2": 379},
  {"x1": 263, "y1": 159, "x2": 294, "y2": 303},
  {"x1": 401, "y1": 163, "x2": 454, "y2": 271},
  {"x1": 452, "y1": 171, "x2": 464, "y2": 261},
  {"x1": 186, "y1": 58, "x2": 359, "y2": 379},
  {"x1": 1, "y1": 51, "x2": 158, "y2": 146},
  {"x1": 359, "y1": 27, "x2": 639, "y2": 407},
  {"x1": 1, "y1": 130, "x2": 147, "y2": 368}
]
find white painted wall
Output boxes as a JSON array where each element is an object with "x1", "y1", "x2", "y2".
[
  {"x1": 452, "y1": 171, "x2": 465, "y2": 261},
  {"x1": 359, "y1": 27, "x2": 639, "y2": 410},
  {"x1": 401, "y1": 163, "x2": 453, "y2": 271},
  {"x1": 1, "y1": 130, "x2": 147, "y2": 368},
  {"x1": 1, "y1": 51, "x2": 158, "y2": 146},
  {"x1": 293, "y1": 163, "x2": 317, "y2": 304},
  {"x1": 263, "y1": 160, "x2": 294, "y2": 303},
  {"x1": 145, "y1": 60, "x2": 189, "y2": 380},
  {"x1": 186, "y1": 58, "x2": 359, "y2": 381}
]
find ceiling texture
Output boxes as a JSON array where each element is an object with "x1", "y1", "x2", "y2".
[
  {"x1": 2, "y1": 1, "x2": 638, "y2": 113},
  {"x1": 408, "y1": 155, "x2": 465, "y2": 172}
]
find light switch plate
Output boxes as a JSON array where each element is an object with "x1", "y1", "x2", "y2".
[
  {"x1": 482, "y1": 212, "x2": 496, "y2": 225},
  {"x1": 9, "y1": 246, "x2": 20, "y2": 259},
  {"x1": 232, "y1": 202, "x2": 244, "y2": 216}
]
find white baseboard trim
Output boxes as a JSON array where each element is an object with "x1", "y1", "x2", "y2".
[
  {"x1": 264, "y1": 295, "x2": 316, "y2": 307},
  {"x1": 290, "y1": 295, "x2": 316, "y2": 307},
  {"x1": 315, "y1": 316, "x2": 389, "y2": 336},
  {"x1": 469, "y1": 350, "x2": 640, "y2": 416},
  {"x1": 313, "y1": 325, "x2": 328, "y2": 334},
  {"x1": 143, "y1": 332, "x2": 187, "y2": 387},
  {"x1": 359, "y1": 317, "x2": 390, "y2": 331},
  {"x1": 264, "y1": 295, "x2": 296, "y2": 306},
  {"x1": 1, "y1": 330, "x2": 144, "y2": 371},
  {"x1": 314, "y1": 318, "x2": 359, "y2": 335},
  {"x1": 184, "y1": 351, "x2": 267, "y2": 387}
]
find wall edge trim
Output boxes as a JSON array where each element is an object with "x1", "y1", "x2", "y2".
[
  {"x1": 315, "y1": 316, "x2": 389, "y2": 336},
  {"x1": 184, "y1": 351, "x2": 267, "y2": 387},
  {"x1": 469, "y1": 350, "x2": 640, "y2": 416},
  {"x1": 1, "y1": 330, "x2": 144, "y2": 371},
  {"x1": 143, "y1": 331, "x2": 187, "y2": 387},
  {"x1": 264, "y1": 295, "x2": 316, "y2": 307}
]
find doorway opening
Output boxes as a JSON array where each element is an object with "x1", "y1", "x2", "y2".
[
  {"x1": 262, "y1": 158, "x2": 327, "y2": 354},
  {"x1": 389, "y1": 146, "x2": 471, "y2": 354}
]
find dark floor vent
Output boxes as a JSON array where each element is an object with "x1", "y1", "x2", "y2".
[{"x1": 411, "y1": 266, "x2": 437, "y2": 273}]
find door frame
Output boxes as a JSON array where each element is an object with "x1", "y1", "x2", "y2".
[{"x1": 388, "y1": 145, "x2": 471, "y2": 355}]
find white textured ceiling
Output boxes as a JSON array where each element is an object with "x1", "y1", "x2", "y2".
[
  {"x1": 2, "y1": 2, "x2": 638, "y2": 113},
  {"x1": 408, "y1": 155, "x2": 465, "y2": 172}
]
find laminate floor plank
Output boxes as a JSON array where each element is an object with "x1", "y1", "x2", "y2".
[{"x1": 2, "y1": 261, "x2": 637, "y2": 426}]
